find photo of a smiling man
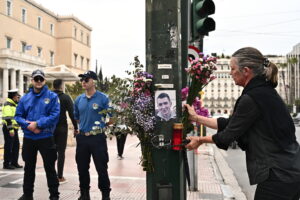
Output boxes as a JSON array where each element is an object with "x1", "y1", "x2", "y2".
[{"x1": 155, "y1": 90, "x2": 176, "y2": 122}]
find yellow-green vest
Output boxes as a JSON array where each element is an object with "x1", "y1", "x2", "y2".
[{"x1": 2, "y1": 98, "x2": 19, "y2": 130}]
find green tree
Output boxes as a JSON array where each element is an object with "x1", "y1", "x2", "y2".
[{"x1": 65, "y1": 81, "x2": 84, "y2": 101}]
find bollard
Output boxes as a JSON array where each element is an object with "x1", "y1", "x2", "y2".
[{"x1": 187, "y1": 127, "x2": 198, "y2": 191}]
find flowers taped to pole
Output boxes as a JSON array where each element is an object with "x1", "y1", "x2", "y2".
[
  {"x1": 107, "y1": 57, "x2": 156, "y2": 172},
  {"x1": 182, "y1": 55, "x2": 217, "y2": 137}
]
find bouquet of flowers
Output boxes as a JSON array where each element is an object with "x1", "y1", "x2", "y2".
[
  {"x1": 182, "y1": 88, "x2": 209, "y2": 122},
  {"x1": 130, "y1": 71, "x2": 155, "y2": 172},
  {"x1": 182, "y1": 55, "x2": 217, "y2": 137},
  {"x1": 107, "y1": 56, "x2": 155, "y2": 172}
]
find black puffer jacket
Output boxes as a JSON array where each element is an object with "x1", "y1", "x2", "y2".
[{"x1": 53, "y1": 90, "x2": 78, "y2": 130}]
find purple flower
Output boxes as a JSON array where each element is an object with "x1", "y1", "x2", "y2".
[{"x1": 181, "y1": 87, "x2": 189, "y2": 101}]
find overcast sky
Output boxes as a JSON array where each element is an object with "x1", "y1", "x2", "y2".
[{"x1": 35, "y1": 0, "x2": 300, "y2": 78}]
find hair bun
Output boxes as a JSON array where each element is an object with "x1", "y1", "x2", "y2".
[{"x1": 263, "y1": 58, "x2": 270, "y2": 68}]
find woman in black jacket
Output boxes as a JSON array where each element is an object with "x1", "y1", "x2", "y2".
[{"x1": 185, "y1": 47, "x2": 300, "y2": 200}]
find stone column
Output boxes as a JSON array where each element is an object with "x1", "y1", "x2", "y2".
[
  {"x1": 3, "y1": 68, "x2": 9, "y2": 100},
  {"x1": 10, "y1": 68, "x2": 16, "y2": 89},
  {"x1": 18, "y1": 70, "x2": 24, "y2": 96}
]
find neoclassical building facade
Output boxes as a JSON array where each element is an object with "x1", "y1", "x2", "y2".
[
  {"x1": 202, "y1": 57, "x2": 287, "y2": 115},
  {"x1": 287, "y1": 43, "x2": 300, "y2": 105},
  {"x1": 0, "y1": 0, "x2": 92, "y2": 102}
]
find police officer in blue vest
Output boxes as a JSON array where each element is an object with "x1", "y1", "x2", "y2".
[{"x1": 74, "y1": 71, "x2": 112, "y2": 200}]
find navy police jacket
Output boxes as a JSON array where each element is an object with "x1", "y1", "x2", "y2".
[{"x1": 15, "y1": 85, "x2": 60, "y2": 140}]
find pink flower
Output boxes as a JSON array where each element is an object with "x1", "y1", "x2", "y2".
[
  {"x1": 120, "y1": 102, "x2": 129, "y2": 109},
  {"x1": 181, "y1": 87, "x2": 189, "y2": 101},
  {"x1": 210, "y1": 76, "x2": 216, "y2": 81},
  {"x1": 144, "y1": 90, "x2": 151, "y2": 96}
]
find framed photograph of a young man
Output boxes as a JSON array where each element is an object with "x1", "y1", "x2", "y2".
[{"x1": 155, "y1": 90, "x2": 177, "y2": 121}]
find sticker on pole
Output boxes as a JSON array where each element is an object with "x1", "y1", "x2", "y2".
[{"x1": 188, "y1": 45, "x2": 200, "y2": 63}]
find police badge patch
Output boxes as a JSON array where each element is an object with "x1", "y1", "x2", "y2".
[
  {"x1": 44, "y1": 98, "x2": 50, "y2": 104},
  {"x1": 92, "y1": 103, "x2": 99, "y2": 109}
]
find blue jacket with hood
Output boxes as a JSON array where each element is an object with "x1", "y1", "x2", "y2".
[{"x1": 15, "y1": 85, "x2": 60, "y2": 140}]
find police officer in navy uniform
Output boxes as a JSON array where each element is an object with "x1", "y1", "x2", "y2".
[
  {"x1": 74, "y1": 71, "x2": 112, "y2": 200},
  {"x1": 15, "y1": 69, "x2": 60, "y2": 200},
  {"x1": 2, "y1": 89, "x2": 22, "y2": 169}
]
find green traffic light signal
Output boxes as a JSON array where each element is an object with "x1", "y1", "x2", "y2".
[{"x1": 192, "y1": 0, "x2": 216, "y2": 40}]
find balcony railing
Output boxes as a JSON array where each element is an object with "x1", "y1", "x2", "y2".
[{"x1": 0, "y1": 48, "x2": 46, "y2": 65}]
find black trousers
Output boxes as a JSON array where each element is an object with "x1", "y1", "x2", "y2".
[
  {"x1": 255, "y1": 171, "x2": 300, "y2": 200},
  {"x1": 76, "y1": 134, "x2": 111, "y2": 197},
  {"x1": 54, "y1": 124, "x2": 68, "y2": 179},
  {"x1": 2, "y1": 125, "x2": 20, "y2": 167},
  {"x1": 22, "y1": 137, "x2": 59, "y2": 198},
  {"x1": 115, "y1": 132, "x2": 127, "y2": 157}
]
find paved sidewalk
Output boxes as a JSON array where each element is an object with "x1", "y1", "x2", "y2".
[{"x1": 0, "y1": 133, "x2": 246, "y2": 200}]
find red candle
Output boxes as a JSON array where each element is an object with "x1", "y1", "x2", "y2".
[{"x1": 172, "y1": 123, "x2": 183, "y2": 150}]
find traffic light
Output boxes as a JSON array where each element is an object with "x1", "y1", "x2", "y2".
[{"x1": 191, "y1": 0, "x2": 216, "y2": 40}]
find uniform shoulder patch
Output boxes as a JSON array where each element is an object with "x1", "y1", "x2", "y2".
[{"x1": 44, "y1": 98, "x2": 50, "y2": 104}]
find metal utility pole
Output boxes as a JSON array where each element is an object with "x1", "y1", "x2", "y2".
[{"x1": 146, "y1": 0, "x2": 189, "y2": 199}]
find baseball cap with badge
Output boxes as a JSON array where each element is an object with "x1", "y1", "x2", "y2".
[
  {"x1": 31, "y1": 69, "x2": 45, "y2": 78},
  {"x1": 78, "y1": 70, "x2": 98, "y2": 81}
]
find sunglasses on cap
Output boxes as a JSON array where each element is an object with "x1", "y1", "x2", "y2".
[
  {"x1": 80, "y1": 77, "x2": 91, "y2": 82},
  {"x1": 33, "y1": 76, "x2": 45, "y2": 82}
]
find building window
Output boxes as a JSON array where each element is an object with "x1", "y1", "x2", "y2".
[
  {"x1": 50, "y1": 51, "x2": 54, "y2": 65},
  {"x1": 74, "y1": 27, "x2": 77, "y2": 39},
  {"x1": 87, "y1": 35, "x2": 89, "y2": 46},
  {"x1": 74, "y1": 53, "x2": 78, "y2": 67},
  {"x1": 50, "y1": 24, "x2": 54, "y2": 35},
  {"x1": 21, "y1": 42, "x2": 26, "y2": 53},
  {"x1": 37, "y1": 16, "x2": 42, "y2": 30},
  {"x1": 21, "y1": 8, "x2": 26, "y2": 23},
  {"x1": 6, "y1": 0, "x2": 12, "y2": 16},
  {"x1": 81, "y1": 31, "x2": 83, "y2": 42},
  {"x1": 37, "y1": 47, "x2": 42, "y2": 57},
  {"x1": 6, "y1": 37, "x2": 12, "y2": 49},
  {"x1": 81, "y1": 56, "x2": 84, "y2": 68},
  {"x1": 87, "y1": 58, "x2": 90, "y2": 68}
]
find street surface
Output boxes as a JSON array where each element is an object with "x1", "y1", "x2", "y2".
[{"x1": 0, "y1": 132, "x2": 231, "y2": 200}]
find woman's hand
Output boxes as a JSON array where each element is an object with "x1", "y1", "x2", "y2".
[
  {"x1": 184, "y1": 104, "x2": 198, "y2": 122},
  {"x1": 185, "y1": 136, "x2": 202, "y2": 150}
]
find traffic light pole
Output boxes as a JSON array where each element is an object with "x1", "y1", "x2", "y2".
[{"x1": 146, "y1": 0, "x2": 188, "y2": 199}]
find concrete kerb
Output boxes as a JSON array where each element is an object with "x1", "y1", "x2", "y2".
[{"x1": 213, "y1": 146, "x2": 247, "y2": 200}]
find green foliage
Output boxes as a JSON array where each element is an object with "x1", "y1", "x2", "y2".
[
  {"x1": 288, "y1": 57, "x2": 298, "y2": 65},
  {"x1": 104, "y1": 56, "x2": 147, "y2": 135},
  {"x1": 65, "y1": 81, "x2": 84, "y2": 100},
  {"x1": 295, "y1": 99, "x2": 300, "y2": 106}
]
